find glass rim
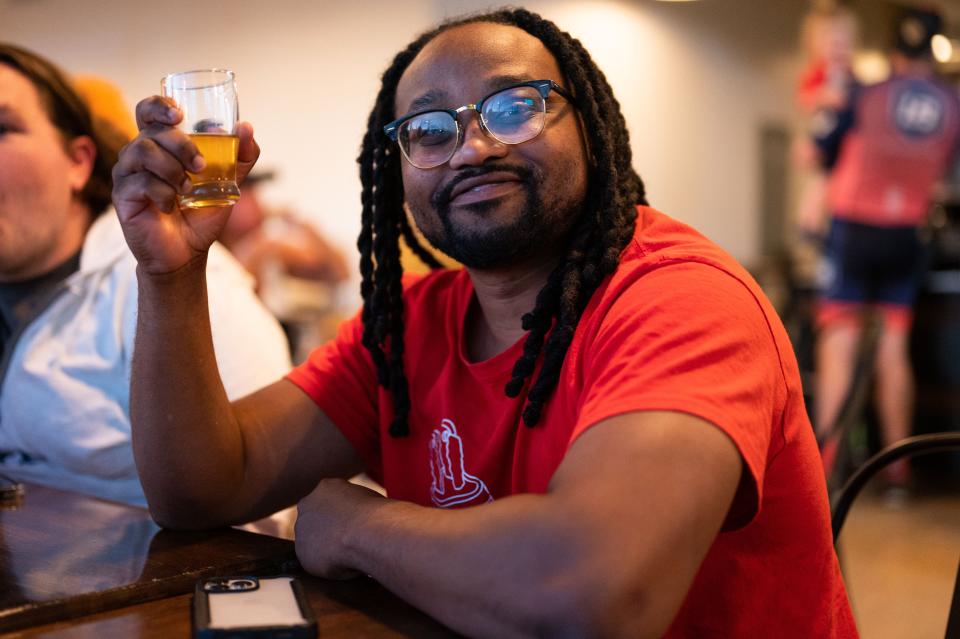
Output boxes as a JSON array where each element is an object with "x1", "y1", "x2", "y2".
[{"x1": 161, "y1": 68, "x2": 236, "y2": 91}]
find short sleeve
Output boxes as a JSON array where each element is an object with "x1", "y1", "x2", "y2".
[
  {"x1": 286, "y1": 312, "x2": 382, "y2": 476},
  {"x1": 574, "y1": 262, "x2": 787, "y2": 528}
]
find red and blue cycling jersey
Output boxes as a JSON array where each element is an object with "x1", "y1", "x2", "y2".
[{"x1": 817, "y1": 74, "x2": 960, "y2": 227}]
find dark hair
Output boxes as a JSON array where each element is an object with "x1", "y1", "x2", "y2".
[
  {"x1": 357, "y1": 8, "x2": 646, "y2": 436},
  {"x1": 894, "y1": 7, "x2": 942, "y2": 59},
  {"x1": 0, "y1": 43, "x2": 120, "y2": 217}
]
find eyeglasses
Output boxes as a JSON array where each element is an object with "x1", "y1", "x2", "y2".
[{"x1": 384, "y1": 79, "x2": 575, "y2": 169}]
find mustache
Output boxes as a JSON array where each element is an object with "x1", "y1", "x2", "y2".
[{"x1": 432, "y1": 164, "x2": 534, "y2": 210}]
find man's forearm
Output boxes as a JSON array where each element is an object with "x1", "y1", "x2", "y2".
[
  {"x1": 336, "y1": 495, "x2": 647, "y2": 639},
  {"x1": 297, "y1": 414, "x2": 740, "y2": 638},
  {"x1": 131, "y1": 257, "x2": 245, "y2": 527}
]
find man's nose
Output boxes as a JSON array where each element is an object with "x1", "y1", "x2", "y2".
[{"x1": 447, "y1": 113, "x2": 508, "y2": 169}]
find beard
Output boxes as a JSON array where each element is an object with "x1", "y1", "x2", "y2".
[{"x1": 410, "y1": 163, "x2": 579, "y2": 270}]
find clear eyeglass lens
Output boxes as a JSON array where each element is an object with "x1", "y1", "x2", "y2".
[
  {"x1": 400, "y1": 111, "x2": 459, "y2": 168},
  {"x1": 398, "y1": 85, "x2": 548, "y2": 168},
  {"x1": 482, "y1": 86, "x2": 545, "y2": 144}
]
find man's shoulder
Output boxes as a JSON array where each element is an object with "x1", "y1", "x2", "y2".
[
  {"x1": 601, "y1": 206, "x2": 776, "y2": 338},
  {"x1": 624, "y1": 206, "x2": 751, "y2": 282},
  {"x1": 80, "y1": 212, "x2": 256, "y2": 291},
  {"x1": 80, "y1": 211, "x2": 136, "y2": 276},
  {"x1": 874, "y1": 74, "x2": 960, "y2": 106}
]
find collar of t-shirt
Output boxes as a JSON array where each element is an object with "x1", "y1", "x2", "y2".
[{"x1": 0, "y1": 250, "x2": 82, "y2": 354}]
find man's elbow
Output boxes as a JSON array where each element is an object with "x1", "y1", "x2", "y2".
[
  {"x1": 144, "y1": 494, "x2": 233, "y2": 531},
  {"x1": 148, "y1": 508, "x2": 196, "y2": 531},
  {"x1": 534, "y1": 571, "x2": 674, "y2": 639}
]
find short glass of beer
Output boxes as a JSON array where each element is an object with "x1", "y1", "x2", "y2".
[{"x1": 161, "y1": 69, "x2": 240, "y2": 209}]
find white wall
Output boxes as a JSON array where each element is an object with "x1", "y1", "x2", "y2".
[{"x1": 2, "y1": 0, "x2": 806, "y2": 305}]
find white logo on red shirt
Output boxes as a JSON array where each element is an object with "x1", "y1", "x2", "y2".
[
  {"x1": 428, "y1": 419, "x2": 493, "y2": 508},
  {"x1": 894, "y1": 87, "x2": 944, "y2": 137}
]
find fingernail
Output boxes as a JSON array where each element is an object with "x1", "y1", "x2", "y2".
[
  {"x1": 166, "y1": 107, "x2": 178, "y2": 121},
  {"x1": 192, "y1": 155, "x2": 206, "y2": 171},
  {"x1": 181, "y1": 177, "x2": 193, "y2": 193}
]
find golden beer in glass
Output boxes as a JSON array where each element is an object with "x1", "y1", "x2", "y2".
[
  {"x1": 161, "y1": 69, "x2": 240, "y2": 209},
  {"x1": 184, "y1": 133, "x2": 240, "y2": 208}
]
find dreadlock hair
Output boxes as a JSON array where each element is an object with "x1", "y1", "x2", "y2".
[{"x1": 357, "y1": 7, "x2": 646, "y2": 437}]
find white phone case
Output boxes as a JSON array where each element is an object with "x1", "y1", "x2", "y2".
[{"x1": 193, "y1": 575, "x2": 316, "y2": 638}]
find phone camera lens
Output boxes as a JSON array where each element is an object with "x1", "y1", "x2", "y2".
[
  {"x1": 229, "y1": 579, "x2": 256, "y2": 590},
  {"x1": 204, "y1": 576, "x2": 258, "y2": 592}
]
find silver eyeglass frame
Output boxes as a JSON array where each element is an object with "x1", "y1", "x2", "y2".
[{"x1": 383, "y1": 79, "x2": 575, "y2": 169}]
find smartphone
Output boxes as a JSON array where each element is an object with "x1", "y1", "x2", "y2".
[{"x1": 192, "y1": 575, "x2": 317, "y2": 638}]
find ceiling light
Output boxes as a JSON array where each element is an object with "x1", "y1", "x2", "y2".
[{"x1": 932, "y1": 34, "x2": 954, "y2": 63}]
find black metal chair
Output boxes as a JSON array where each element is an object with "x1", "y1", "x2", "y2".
[{"x1": 830, "y1": 433, "x2": 960, "y2": 639}]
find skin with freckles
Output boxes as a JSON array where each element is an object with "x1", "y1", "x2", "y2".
[
  {"x1": 0, "y1": 65, "x2": 95, "y2": 282},
  {"x1": 396, "y1": 23, "x2": 589, "y2": 272}
]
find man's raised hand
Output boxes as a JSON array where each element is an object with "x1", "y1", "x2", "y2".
[{"x1": 112, "y1": 96, "x2": 260, "y2": 276}]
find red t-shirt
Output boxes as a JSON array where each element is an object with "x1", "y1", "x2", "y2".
[
  {"x1": 288, "y1": 206, "x2": 857, "y2": 637},
  {"x1": 828, "y1": 75, "x2": 960, "y2": 227}
]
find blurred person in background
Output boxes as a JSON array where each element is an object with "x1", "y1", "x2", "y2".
[
  {"x1": 219, "y1": 172, "x2": 349, "y2": 361},
  {"x1": 0, "y1": 44, "x2": 291, "y2": 516},
  {"x1": 811, "y1": 7, "x2": 960, "y2": 491},
  {"x1": 73, "y1": 74, "x2": 139, "y2": 141},
  {"x1": 220, "y1": 171, "x2": 349, "y2": 290},
  {"x1": 795, "y1": 2, "x2": 859, "y2": 236}
]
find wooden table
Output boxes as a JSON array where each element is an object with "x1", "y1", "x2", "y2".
[{"x1": 0, "y1": 484, "x2": 457, "y2": 637}]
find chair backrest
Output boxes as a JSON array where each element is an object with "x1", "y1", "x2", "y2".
[
  {"x1": 830, "y1": 433, "x2": 960, "y2": 639},
  {"x1": 831, "y1": 433, "x2": 960, "y2": 538}
]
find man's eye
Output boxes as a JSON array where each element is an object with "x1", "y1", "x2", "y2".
[
  {"x1": 488, "y1": 98, "x2": 537, "y2": 121},
  {"x1": 407, "y1": 119, "x2": 454, "y2": 146},
  {"x1": 486, "y1": 101, "x2": 538, "y2": 130},
  {"x1": 0, "y1": 121, "x2": 23, "y2": 136},
  {"x1": 493, "y1": 103, "x2": 535, "y2": 119}
]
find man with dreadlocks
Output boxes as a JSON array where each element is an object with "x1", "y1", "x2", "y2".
[{"x1": 113, "y1": 8, "x2": 856, "y2": 637}]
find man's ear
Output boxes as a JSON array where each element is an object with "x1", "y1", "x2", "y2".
[{"x1": 65, "y1": 135, "x2": 97, "y2": 194}]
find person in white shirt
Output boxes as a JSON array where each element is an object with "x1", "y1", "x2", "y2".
[{"x1": 0, "y1": 43, "x2": 292, "y2": 509}]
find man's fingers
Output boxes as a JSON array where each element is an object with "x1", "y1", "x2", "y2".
[
  {"x1": 119, "y1": 127, "x2": 202, "y2": 176},
  {"x1": 114, "y1": 137, "x2": 192, "y2": 193},
  {"x1": 113, "y1": 169, "x2": 180, "y2": 217},
  {"x1": 236, "y1": 121, "x2": 260, "y2": 184},
  {"x1": 135, "y1": 96, "x2": 181, "y2": 131},
  {"x1": 237, "y1": 121, "x2": 257, "y2": 161},
  {"x1": 147, "y1": 125, "x2": 204, "y2": 173}
]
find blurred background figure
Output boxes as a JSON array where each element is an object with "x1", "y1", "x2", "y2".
[
  {"x1": 221, "y1": 172, "x2": 350, "y2": 361},
  {"x1": 795, "y1": 2, "x2": 860, "y2": 236},
  {"x1": 72, "y1": 74, "x2": 140, "y2": 141},
  {"x1": 222, "y1": 171, "x2": 349, "y2": 288},
  {"x1": 0, "y1": 44, "x2": 291, "y2": 522},
  {"x1": 812, "y1": 7, "x2": 960, "y2": 493}
]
